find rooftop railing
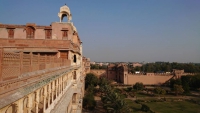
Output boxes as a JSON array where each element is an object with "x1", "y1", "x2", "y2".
[
  {"x1": 0, "y1": 51, "x2": 71, "y2": 81},
  {"x1": 0, "y1": 38, "x2": 80, "y2": 52}
]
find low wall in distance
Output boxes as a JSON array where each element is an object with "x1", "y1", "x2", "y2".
[{"x1": 126, "y1": 74, "x2": 173, "y2": 85}]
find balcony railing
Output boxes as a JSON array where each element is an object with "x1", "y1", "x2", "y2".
[
  {"x1": 0, "y1": 52, "x2": 71, "y2": 81},
  {"x1": 0, "y1": 38, "x2": 80, "y2": 51}
]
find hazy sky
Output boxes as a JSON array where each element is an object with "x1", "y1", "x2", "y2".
[{"x1": 0, "y1": 0, "x2": 199, "y2": 63}]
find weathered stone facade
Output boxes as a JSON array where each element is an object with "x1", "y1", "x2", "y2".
[
  {"x1": 0, "y1": 5, "x2": 84, "y2": 113},
  {"x1": 82, "y1": 57, "x2": 90, "y2": 74}
]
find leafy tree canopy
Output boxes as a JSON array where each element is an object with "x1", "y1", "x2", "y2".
[
  {"x1": 85, "y1": 73, "x2": 99, "y2": 89},
  {"x1": 133, "y1": 82, "x2": 144, "y2": 91}
]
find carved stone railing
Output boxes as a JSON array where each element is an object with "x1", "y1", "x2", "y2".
[{"x1": 0, "y1": 52, "x2": 71, "y2": 81}]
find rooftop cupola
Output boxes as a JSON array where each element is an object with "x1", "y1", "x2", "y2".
[{"x1": 58, "y1": 4, "x2": 72, "y2": 22}]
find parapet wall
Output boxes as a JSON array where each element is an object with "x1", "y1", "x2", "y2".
[{"x1": 126, "y1": 74, "x2": 173, "y2": 85}]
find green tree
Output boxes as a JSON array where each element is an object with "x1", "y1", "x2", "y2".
[
  {"x1": 160, "y1": 89, "x2": 166, "y2": 95},
  {"x1": 145, "y1": 63, "x2": 155, "y2": 72},
  {"x1": 173, "y1": 84, "x2": 184, "y2": 96},
  {"x1": 133, "y1": 82, "x2": 144, "y2": 91},
  {"x1": 100, "y1": 79, "x2": 131, "y2": 113},
  {"x1": 101, "y1": 90, "x2": 130, "y2": 113},
  {"x1": 154, "y1": 87, "x2": 162, "y2": 95},
  {"x1": 100, "y1": 65, "x2": 107, "y2": 69},
  {"x1": 170, "y1": 79, "x2": 182, "y2": 89},
  {"x1": 141, "y1": 104, "x2": 150, "y2": 112},
  {"x1": 85, "y1": 73, "x2": 98, "y2": 89},
  {"x1": 83, "y1": 93, "x2": 96, "y2": 110},
  {"x1": 181, "y1": 76, "x2": 191, "y2": 94},
  {"x1": 154, "y1": 87, "x2": 166, "y2": 96},
  {"x1": 99, "y1": 77, "x2": 110, "y2": 87},
  {"x1": 134, "y1": 66, "x2": 141, "y2": 71},
  {"x1": 190, "y1": 74, "x2": 200, "y2": 89},
  {"x1": 90, "y1": 64, "x2": 99, "y2": 69}
]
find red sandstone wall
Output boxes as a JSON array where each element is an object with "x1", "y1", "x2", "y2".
[
  {"x1": 107, "y1": 70, "x2": 116, "y2": 80},
  {"x1": 51, "y1": 22, "x2": 73, "y2": 40},
  {"x1": 126, "y1": 74, "x2": 173, "y2": 85},
  {"x1": 0, "y1": 23, "x2": 75, "y2": 40},
  {"x1": 0, "y1": 28, "x2": 8, "y2": 38},
  {"x1": 35, "y1": 29, "x2": 45, "y2": 39},
  {"x1": 14, "y1": 28, "x2": 26, "y2": 39},
  {"x1": 73, "y1": 35, "x2": 78, "y2": 44}
]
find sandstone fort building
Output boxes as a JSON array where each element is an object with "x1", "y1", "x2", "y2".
[{"x1": 0, "y1": 5, "x2": 85, "y2": 113}]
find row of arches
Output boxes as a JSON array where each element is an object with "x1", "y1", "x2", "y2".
[{"x1": 1, "y1": 69, "x2": 82, "y2": 113}]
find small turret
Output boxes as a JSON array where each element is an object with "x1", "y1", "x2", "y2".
[{"x1": 58, "y1": 4, "x2": 72, "y2": 22}]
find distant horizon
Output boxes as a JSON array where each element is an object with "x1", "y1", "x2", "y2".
[
  {"x1": 90, "y1": 61, "x2": 200, "y2": 64},
  {"x1": 0, "y1": 0, "x2": 199, "y2": 63}
]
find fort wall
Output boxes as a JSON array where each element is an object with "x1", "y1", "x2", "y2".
[{"x1": 126, "y1": 74, "x2": 173, "y2": 85}]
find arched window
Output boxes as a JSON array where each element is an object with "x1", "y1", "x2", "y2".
[
  {"x1": 62, "y1": 30, "x2": 68, "y2": 39},
  {"x1": 61, "y1": 14, "x2": 68, "y2": 22},
  {"x1": 72, "y1": 93, "x2": 77, "y2": 103},
  {"x1": 73, "y1": 55, "x2": 76, "y2": 63},
  {"x1": 26, "y1": 26, "x2": 35, "y2": 39},
  {"x1": 45, "y1": 30, "x2": 52, "y2": 39},
  {"x1": 7, "y1": 29, "x2": 14, "y2": 38}
]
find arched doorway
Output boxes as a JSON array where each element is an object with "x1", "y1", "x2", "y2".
[{"x1": 26, "y1": 26, "x2": 35, "y2": 39}]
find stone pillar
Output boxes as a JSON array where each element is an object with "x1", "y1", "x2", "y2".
[
  {"x1": 35, "y1": 90, "x2": 40, "y2": 113},
  {"x1": 61, "y1": 75, "x2": 64, "y2": 94},
  {"x1": 48, "y1": 84, "x2": 51, "y2": 107},
  {"x1": 55, "y1": 79, "x2": 58, "y2": 98},
  {"x1": 58, "y1": 79, "x2": 60, "y2": 96},
  {"x1": 27, "y1": 95, "x2": 32, "y2": 113},
  {"x1": 60, "y1": 77, "x2": 62, "y2": 93},
  {"x1": 58, "y1": 78, "x2": 60, "y2": 95},
  {"x1": 43, "y1": 86, "x2": 47, "y2": 112},
  {"x1": 16, "y1": 99, "x2": 23, "y2": 113},
  {"x1": 15, "y1": 103, "x2": 19, "y2": 113},
  {"x1": 51, "y1": 81, "x2": 54, "y2": 102}
]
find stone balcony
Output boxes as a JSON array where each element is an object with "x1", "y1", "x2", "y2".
[
  {"x1": 0, "y1": 38, "x2": 80, "y2": 53},
  {"x1": 0, "y1": 63, "x2": 83, "y2": 113}
]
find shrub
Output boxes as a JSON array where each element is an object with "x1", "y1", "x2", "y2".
[
  {"x1": 127, "y1": 87, "x2": 133, "y2": 92},
  {"x1": 133, "y1": 82, "x2": 144, "y2": 91},
  {"x1": 141, "y1": 104, "x2": 150, "y2": 112},
  {"x1": 83, "y1": 93, "x2": 96, "y2": 110}
]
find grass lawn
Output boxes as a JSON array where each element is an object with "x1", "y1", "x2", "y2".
[
  {"x1": 135, "y1": 93, "x2": 152, "y2": 97},
  {"x1": 125, "y1": 99, "x2": 144, "y2": 113},
  {"x1": 143, "y1": 101, "x2": 200, "y2": 113}
]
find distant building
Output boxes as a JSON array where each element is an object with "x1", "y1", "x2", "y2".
[
  {"x1": 135, "y1": 71, "x2": 140, "y2": 74},
  {"x1": 132, "y1": 62, "x2": 143, "y2": 67},
  {"x1": 90, "y1": 61, "x2": 95, "y2": 65},
  {"x1": 106, "y1": 64, "x2": 189, "y2": 85}
]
